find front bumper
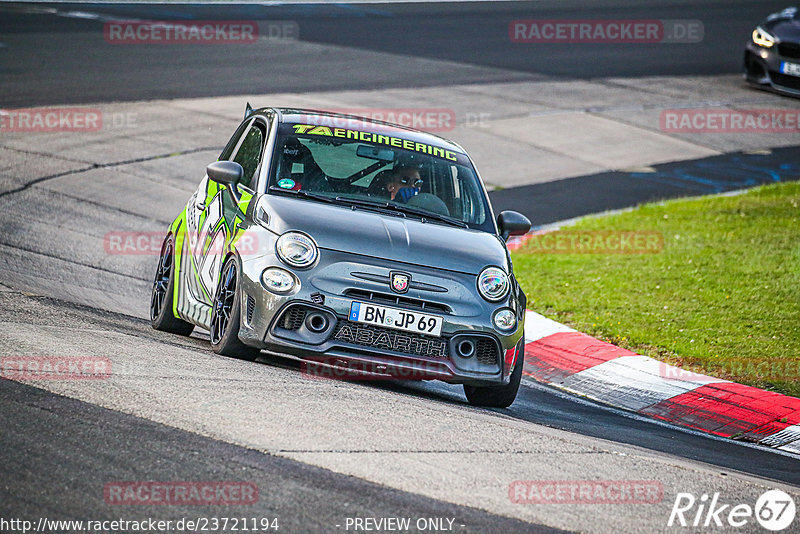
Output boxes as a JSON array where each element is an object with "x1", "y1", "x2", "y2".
[
  {"x1": 744, "y1": 42, "x2": 800, "y2": 96},
  {"x1": 235, "y1": 244, "x2": 524, "y2": 386}
]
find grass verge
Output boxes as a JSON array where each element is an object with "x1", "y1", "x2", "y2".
[{"x1": 512, "y1": 181, "x2": 800, "y2": 397}]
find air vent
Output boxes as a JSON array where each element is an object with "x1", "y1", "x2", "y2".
[
  {"x1": 474, "y1": 338, "x2": 500, "y2": 366},
  {"x1": 282, "y1": 307, "x2": 307, "y2": 331},
  {"x1": 778, "y1": 42, "x2": 800, "y2": 60},
  {"x1": 770, "y1": 71, "x2": 800, "y2": 91},
  {"x1": 246, "y1": 295, "x2": 256, "y2": 325}
]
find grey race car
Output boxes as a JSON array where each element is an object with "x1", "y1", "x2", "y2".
[
  {"x1": 150, "y1": 106, "x2": 531, "y2": 407},
  {"x1": 744, "y1": 6, "x2": 800, "y2": 96}
]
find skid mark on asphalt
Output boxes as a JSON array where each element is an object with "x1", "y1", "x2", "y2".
[
  {"x1": 0, "y1": 144, "x2": 99, "y2": 166},
  {"x1": 0, "y1": 145, "x2": 221, "y2": 199},
  {"x1": 0, "y1": 242, "x2": 147, "y2": 281},
  {"x1": 0, "y1": 291, "x2": 210, "y2": 352},
  {"x1": 30, "y1": 186, "x2": 173, "y2": 225}
]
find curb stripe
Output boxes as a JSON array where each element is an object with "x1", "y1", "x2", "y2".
[
  {"x1": 522, "y1": 310, "x2": 800, "y2": 453},
  {"x1": 562, "y1": 356, "x2": 721, "y2": 412},
  {"x1": 523, "y1": 311, "x2": 574, "y2": 343},
  {"x1": 779, "y1": 441, "x2": 800, "y2": 454},
  {"x1": 755, "y1": 422, "x2": 800, "y2": 448},
  {"x1": 523, "y1": 331, "x2": 631, "y2": 381},
  {"x1": 740, "y1": 415, "x2": 800, "y2": 444},
  {"x1": 640, "y1": 383, "x2": 800, "y2": 438}
]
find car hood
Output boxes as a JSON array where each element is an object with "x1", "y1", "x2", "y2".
[
  {"x1": 764, "y1": 9, "x2": 800, "y2": 41},
  {"x1": 261, "y1": 195, "x2": 507, "y2": 275}
]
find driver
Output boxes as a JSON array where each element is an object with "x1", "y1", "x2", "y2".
[{"x1": 384, "y1": 164, "x2": 422, "y2": 202}]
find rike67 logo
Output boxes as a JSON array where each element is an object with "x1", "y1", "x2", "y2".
[{"x1": 668, "y1": 489, "x2": 796, "y2": 531}]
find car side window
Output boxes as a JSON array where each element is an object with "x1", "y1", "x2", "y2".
[
  {"x1": 232, "y1": 123, "x2": 266, "y2": 189},
  {"x1": 219, "y1": 119, "x2": 253, "y2": 161}
]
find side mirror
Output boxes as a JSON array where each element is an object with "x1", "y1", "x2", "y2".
[
  {"x1": 207, "y1": 161, "x2": 243, "y2": 186},
  {"x1": 497, "y1": 210, "x2": 531, "y2": 242}
]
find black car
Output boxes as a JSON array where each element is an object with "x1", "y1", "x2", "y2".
[{"x1": 745, "y1": 6, "x2": 800, "y2": 96}]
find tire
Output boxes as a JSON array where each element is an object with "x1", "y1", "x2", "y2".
[
  {"x1": 151, "y1": 234, "x2": 194, "y2": 336},
  {"x1": 464, "y1": 335, "x2": 524, "y2": 408},
  {"x1": 209, "y1": 257, "x2": 260, "y2": 361}
]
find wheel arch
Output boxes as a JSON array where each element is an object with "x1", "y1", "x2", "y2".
[{"x1": 167, "y1": 211, "x2": 187, "y2": 319}]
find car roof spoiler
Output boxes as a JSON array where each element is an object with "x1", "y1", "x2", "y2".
[{"x1": 244, "y1": 102, "x2": 253, "y2": 119}]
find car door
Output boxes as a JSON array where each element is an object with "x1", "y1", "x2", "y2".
[{"x1": 185, "y1": 118, "x2": 267, "y2": 306}]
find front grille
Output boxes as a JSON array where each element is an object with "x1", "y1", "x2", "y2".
[
  {"x1": 475, "y1": 338, "x2": 500, "y2": 366},
  {"x1": 344, "y1": 289, "x2": 450, "y2": 314},
  {"x1": 770, "y1": 71, "x2": 800, "y2": 91},
  {"x1": 778, "y1": 42, "x2": 800, "y2": 60},
  {"x1": 246, "y1": 295, "x2": 255, "y2": 324},
  {"x1": 281, "y1": 307, "x2": 307, "y2": 331},
  {"x1": 331, "y1": 321, "x2": 449, "y2": 359}
]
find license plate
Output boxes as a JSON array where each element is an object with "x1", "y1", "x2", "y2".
[
  {"x1": 781, "y1": 61, "x2": 800, "y2": 77},
  {"x1": 349, "y1": 301, "x2": 443, "y2": 337}
]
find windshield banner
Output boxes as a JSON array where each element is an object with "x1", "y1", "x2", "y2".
[{"x1": 288, "y1": 123, "x2": 464, "y2": 163}]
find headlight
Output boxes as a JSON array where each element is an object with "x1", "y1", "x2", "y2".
[
  {"x1": 261, "y1": 267, "x2": 295, "y2": 293},
  {"x1": 752, "y1": 26, "x2": 775, "y2": 48},
  {"x1": 493, "y1": 309, "x2": 516, "y2": 331},
  {"x1": 276, "y1": 232, "x2": 317, "y2": 268},
  {"x1": 478, "y1": 266, "x2": 509, "y2": 302}
]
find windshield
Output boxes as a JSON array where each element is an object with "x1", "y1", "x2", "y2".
[{"x1": 267, "y1": 122, "x2": 494, "y2": 232}]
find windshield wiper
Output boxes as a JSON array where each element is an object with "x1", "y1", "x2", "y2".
[
  {"x1": 270, "y1": 188, "x2": 410, "y2": 220},
  {"x1": 335, "y1": 197, "x2": 468, "y2": 228},
  {"x1": 269, "y1": 186, "x2": 342, "y2": 205},
  {"x1": 331, "y1": 196, "x2": 408, "y2": 218},
  {"x1": 392, "y1": 204, "x2": 470, "y2": 228}
]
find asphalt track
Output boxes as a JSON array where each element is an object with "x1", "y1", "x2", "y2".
[
  {"x1": 489, "y1": 146, "x2": 800, "y2": 225},
  {"x1": 0, "y1": 0, "x2": 793, "y2": 106},
  {"x1": 1, "y1": 1, "x2": 800, "y2": 533},
  {"x1": 0, "y1": 378, "x2": 554, "y2": 533}
]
